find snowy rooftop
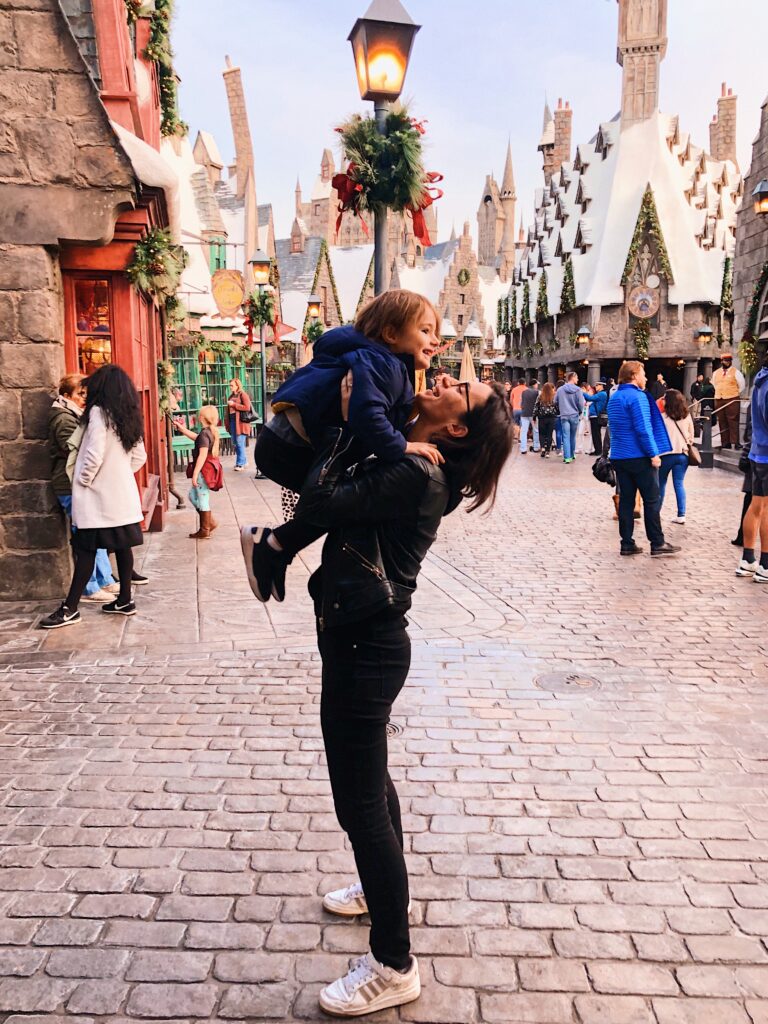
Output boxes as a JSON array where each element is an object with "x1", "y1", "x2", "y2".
[{"x1": 330, "y1": 245, "x2": 374, "y2": 322}]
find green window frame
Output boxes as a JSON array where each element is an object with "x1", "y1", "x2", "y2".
[{"x1": 209, "y1": 237, "x2": 227, "y2": 274}]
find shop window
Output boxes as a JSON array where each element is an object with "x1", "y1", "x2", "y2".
[
  {"x1": 209, "y1": 237, "x2": 227, "y2": 273},
  {"x1": 73, "y1": 278, "x2": 113, "y2": 375}
]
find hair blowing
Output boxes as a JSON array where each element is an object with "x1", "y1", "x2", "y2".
[
  {"x1": 355, "y1": 289, "x2": 439, "y2": 344},
  {"x1": 436, "y1": 383, "x2": 514, "y2": 513},
  {"x1": 84, "y1": 364, "x2": 144, "y2": 452}
]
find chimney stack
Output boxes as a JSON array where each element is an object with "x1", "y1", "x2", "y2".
[
  {"x1": 710, "y1": 83, "x2": 738, "y2": 168},
  {"x1": 553, "y1": 99, "x2": 573, "y2": 172},
  {"x1": 222, "y1": 56, "x2": 255, "y2": 202}
]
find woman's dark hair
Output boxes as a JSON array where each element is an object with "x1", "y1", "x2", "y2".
[
  {"x1": 84, "y1": 364, "x2": 144, "y2": 452},
  {"x1": 663, "y1": 388, "x2": 688, "y2": 421},
  {"x1": 435, "y1": 383, "x2": 513, "y2": 513}
]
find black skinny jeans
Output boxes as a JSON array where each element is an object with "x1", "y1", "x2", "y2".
[
  {"x1": 538, "y1": 415, "x2": 556, "y2": 452},
  {"x1": 318, "y1": 612, "x2": 412, "y2": 970},
  {"x1": 612, "y1": 457, "x2": 665, "y2": 549}
]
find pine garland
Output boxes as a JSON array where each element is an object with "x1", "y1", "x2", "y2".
[
  {"x1": 124, "y1": 0, "x2": 144, "y2": 24},
  {"x1": 164, "y1": 294, "x2": 187, "y2": 330},
  {"x1": 157, "y1": 359, "x2": 175, "y2": 415},
  {"x1": 335, "y1": 106, "x2": 426, "y2": 213},
  {"x1": 144, "y1": 0, "x2": 187, "y2": 137},
  {"x1": 305, "y1": 320, "x2": 325, "y2": 345},
  {"x1": 720, "y1": 256, "x2": 733, "y2": 312},
  {"x1": 509, "y1": 289, "x2": 517, "y2": 331},
  {"x1": 633, "y1": 320, "x2": 651, "y2": 361},
  {"x1": 535, "y1": 271, "x2": 549, "y2": 322},
  {"x1": 621, "y1": 186, "x2": 674, "y2": 286},
  {"x1": 738, "y1": 336, "x2": 760, "y2": 376},
  {"x1": 745, "y1": 260, "x2": 768, "y2": 336},
  {"x1": 356, "y1": 256, "x2": 374, "y2": 314},
  {"x1": 244, "y1": 289, "x2": 276, "y2": 330},
  {"x1": 560, "y1": 254, "x2": 576, "y2": 314},
  {"x1": 502, "y1": 297, "x2": 510, "y2": 335},
  {"x1": 127, "y1": 227, "x2": 188, "y2": 303},
  {"x1": 521, "y1": 281, "x2": 531, "y2": 329},
  {"x1": 497, "y1": 299, "x2": 503, "y2": 337}
]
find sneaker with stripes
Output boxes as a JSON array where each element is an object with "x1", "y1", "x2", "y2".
[
  {"x1": 322, "y1": 881, "x2": 412, "y2": 918},
  {"x1": 319, "y1": 952, "x2": 420, "y2": 1017}
]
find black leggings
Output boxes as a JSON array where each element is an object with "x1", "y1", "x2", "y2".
[
  {"x1": 538, "y1": 415, "x2": 556, "y2": 452},
  {"x1": 65, "y1": 547, "x2": 133, "y2": 611},
  {"x1": 318, "y1": 613, "x2": 411, "y2": 970}
]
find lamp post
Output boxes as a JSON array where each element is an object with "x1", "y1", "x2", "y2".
[
  {"x1": 348, "y1": 0, "x2": 420, "y2": 295},
  {"x1": 248, "y1": 249, "x2": 271, "y2": 478}
]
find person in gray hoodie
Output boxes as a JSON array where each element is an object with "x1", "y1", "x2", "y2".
[{"x1": 555, "y1": 372, "x2": 586, "y2": 463}]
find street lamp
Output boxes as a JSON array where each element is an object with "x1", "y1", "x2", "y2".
[
  {"x1": 307, "y1": 293, "x2": 322, "y2": 321},
  {"x1": 248, "y1": 249, "x2": 272, "y2": 477},
  {"x1": 752, "y1": 179, "x2": 768, "y2": 217},
  {"x1": 348, "y1": 0, "x2": 420, "y2": 295},
  {"x1": 694, "y1": 324, "x2": 714, "y2": 342},
  {"x1": 576, "y1": 325, "x2": 592, "y2": 345}
]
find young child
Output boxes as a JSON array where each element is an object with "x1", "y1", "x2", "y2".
[
  {"x1": 174, "y1": 406, "x2": 221, "y2": 540},
  {"x1": 241, "y1": 289, "x2": 441, "y2": 602}
]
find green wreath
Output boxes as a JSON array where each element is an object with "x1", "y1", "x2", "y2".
[
  {"x1": 457, "y1": 268, "x2": 470, "y2": 287},
  {"x1": 127, "y1": 228, "x2": 188, "y2": 304}
]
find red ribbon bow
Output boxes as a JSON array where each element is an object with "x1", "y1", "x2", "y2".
[
  {"x1": 407, "y1": 172, "x2": 444, "y2": 248},
  {"x1": 332, "y1": 163, "x2": 370, "y2": 240}
]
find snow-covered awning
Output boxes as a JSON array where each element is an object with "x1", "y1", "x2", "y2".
[{"x1": 111, "y1": 121, "x2": 180, "y2": 240}]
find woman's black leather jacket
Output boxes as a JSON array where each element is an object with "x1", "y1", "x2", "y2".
[{"x1": 295, "y1": 430, "x2": 460, "y2": 630}]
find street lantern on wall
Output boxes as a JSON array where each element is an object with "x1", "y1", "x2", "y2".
[
  {"x1": 694, "y1": 324, "x2": 714, "y2": 342},
  {"x1": 307, "y1": 294, "x2": 322, "y2": 321},
  {"x1": 248, "y1": 250, "x2": 271, "y2": 287},
  {"x1": 348, "y1": 0, "x2": 420, "y2": 103},
  {"x1": 752, "y1": 180, "x2": 768, "y2": 217},
  {"x1": 576, "y1": 325, "x2": 592, "y2": 345}
]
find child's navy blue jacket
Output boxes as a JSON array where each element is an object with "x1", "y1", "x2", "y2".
[{"x1": 271, "y1": 325, "x2": 414, "y2": 462}]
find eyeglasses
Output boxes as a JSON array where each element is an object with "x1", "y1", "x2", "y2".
[{"x1": 443, "y1": 380, "x2": 471, "y2": 414}]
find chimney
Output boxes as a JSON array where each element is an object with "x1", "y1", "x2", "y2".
[
  {"x1": 711, "y1": 83, "x2": 738, "y2": 168},
  {"x1": 222, "y1": 56, "x2": 254, "y2": 201},
  {"x1": 553, "y1": 99, "x2": 573, "y2": 172}
]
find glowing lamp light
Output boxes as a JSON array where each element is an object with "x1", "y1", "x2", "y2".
[
  {"x1": 307, "y1": 294, "x2": 322, "y2": 320},
  {"x1": 348, "y1": 0, "x2": 420, "y2": 103},
  {"x1": 248, "y1": 249, "x2": 271, "y2": 287},
  {"x1": 695, "y1": 324, "x2": 714, "y2": 342},
  {"x1": 576, "y1": 325, "x2": 592, "y2": 344},
  {"x1": 753, "y1": 180, "x2": 768, "y2": 217}
]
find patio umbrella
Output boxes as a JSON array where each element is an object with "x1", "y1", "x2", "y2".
[{"x1": 459, "y1": 341, "x2": 477, "y2": 383}]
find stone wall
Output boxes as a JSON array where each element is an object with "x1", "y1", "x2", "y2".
[
  {"x1": 436, "y1": 224, "x2": 487, "y2": 338},
  {"x1": 733, "y1": 98, "x2": 768, "y2": 351},
  {"x1": 0, "y1": 0, "x2": 136, "y2": 600}
]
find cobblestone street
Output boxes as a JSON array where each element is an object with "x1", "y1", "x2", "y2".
[{"x1": 1, "y1": 455, "x2": 767, "y2": 1023}]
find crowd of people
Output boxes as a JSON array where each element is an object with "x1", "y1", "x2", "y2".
[{"x1": 37, "y1": 286, "x2": 768, "y2": 1017}]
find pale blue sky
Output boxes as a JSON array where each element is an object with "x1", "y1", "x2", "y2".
[{"x1": 173, "y1": 0, "x2": 765, "y2": 243}]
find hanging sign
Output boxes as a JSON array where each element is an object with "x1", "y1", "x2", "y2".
[{"x1": 211, "y1": 269, "x2": 245, "y2": 318}]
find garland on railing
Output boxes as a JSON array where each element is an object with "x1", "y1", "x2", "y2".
[
  {"x1": 633, "y1": 319, "x2": 651, "y2": 361},
  {"x1": 143, "y1": 0, "x2": 187, "y2": 137},
  {"x1": 127, "y1": 228, "x2": 188, "y2": 303},
  {"x1": 521, "y1": 281, "x2": 531, "y2": 329},
  {"x1": 157, "y1": 359, "x2": 175, "y2": 415},
  {"x1": 621, "y1": 185, "x2": 674, "y2": 285},
  {"x1": 560, "y1": 254, "x2": 576, "y2": 314},
  {"x1": 333, "y1": 107, "x2": 443, "y2": 247},
  {"x1": 535, "y1": 271, "x2": 549, "y2": 322}
]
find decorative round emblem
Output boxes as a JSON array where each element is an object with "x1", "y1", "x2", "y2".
[
  {"x1": 457, "y1": 268, "x2": 470, "y2": 286},
  {"x1": 628, "y1": 285, "x2": 660, "y2": 320}
]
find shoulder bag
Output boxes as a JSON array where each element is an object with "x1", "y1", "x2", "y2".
[{"x1": 238, "y1": 392, "x2": 256, "y2": 424}]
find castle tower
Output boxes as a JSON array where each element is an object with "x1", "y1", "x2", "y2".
[
  {"x1": 552, "y1": 99, "x2": 573, "y2": 171},
  {"x1": 710, "y1": 82, "x2": 739, "y2": 168},
  {"x1": 321, "y1": 148, "x2": 335, "y2": 183},
  {"x1": 477, "y1": 172, "x2": 503, "y2": 266},
  {"x1": 222, "y1": 56, "x2": 255, "y2": 201},
  {"x1": 499, "y1": 141, "x2": 517, "y2": 265},
  {"x1": 617, "y1": 0, "x2": 668, "y2": 130},
  {"x1": 538, "y1": 100, "x2": 556, "y2": 184},
  {"x1": 295, "y1": 177, "x2": 303, "y2": 218}
]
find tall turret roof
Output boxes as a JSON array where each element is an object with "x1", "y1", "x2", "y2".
[
  {"x1": 539, "y1": 101, "x2": 555, "y2": 148},
  {"x1": 501, "y1": 141, "x2": 516, "y2": 200}
]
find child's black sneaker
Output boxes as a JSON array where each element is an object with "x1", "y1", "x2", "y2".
[
  {"x1": 101, "y1": 600, "x2": 136, "y2": 616},
  {"x1": 39, "y1": 605, "x2": 81, "y2": 630}
]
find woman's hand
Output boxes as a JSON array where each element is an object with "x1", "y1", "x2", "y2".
[
  {"x1": 340, "y1": 370, "x2": 353, "y2": 421},
  {"x1": 192, "y1": 475, "x2": 199, "y2": 488},
  {"x1": 405, "y1": 440, "x2": 445, "y2": 465}
]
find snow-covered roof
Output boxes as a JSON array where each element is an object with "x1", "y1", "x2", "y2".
[
  {"x1": 329, "y1": 245, "x2": 374, "y2": 322},
  {"x1": 509, "y1": 111, "x2": 742, "y2": 323},
  {"x1": 197, "y1": 130, "x2": 223, "y2": 168},
  {"x1": 275, "y1": 237, "x2": 323, "y2": 295},
  {"x1": 116, "y1": 122, "x2": 180, "y2": 240},
  {"x1": 279, "y1": 289, "x2": 309, "y2": 344},
  {"x1": 477, "y1": 270, "x2": 510, "y2": 342},
  {"x1": 394, "y1": 254, "x2": 452, "y2": 306}
]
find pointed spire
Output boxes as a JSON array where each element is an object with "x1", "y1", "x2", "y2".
[
  {"x1": 501, "y1": 140, "x2": 516, "y2": 200},
  {"x1": 543, "y1": 97, "x2": 553, "y2": 133},
  {"x1": 450, "y1": 223, "x2": 457, "y2": 241}
]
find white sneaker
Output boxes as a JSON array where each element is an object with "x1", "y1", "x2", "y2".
[
  {"x1": 82, "y1": 588, "x2": 116, "y2": 602},
  {"x1": 671, "y1": 516, "x2": 686, "y2": 525},
  {"x1": 753, "y1": 566, "x2": 768, "y2": 584},
  {"x1": 736, "y1": 559, "x2": 758, "y2": 577},
  {"x1": 319, "y1": 952, "x2": 420, "y2": 1017},
  {"x1": 323, "y1": 882, "x2": 368, "y2": 917}
]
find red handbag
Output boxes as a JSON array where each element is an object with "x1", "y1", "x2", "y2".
[{"x1": 186, "y1": 457, "x2": 224, "y2": 491}]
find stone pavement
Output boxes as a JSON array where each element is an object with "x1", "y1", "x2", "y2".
[{"x1": 0, "y1": 453, "x2": 767, "y2": 1023}]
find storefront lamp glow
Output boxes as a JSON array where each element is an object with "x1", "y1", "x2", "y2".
[
  {"x1": 348, "y1": 0, "x2": 420, "y2": 103},
  {"x1": 248, "y1": 250, "x2": 271, "y2": 287},
  {"x1": 752, "y1": 180, "x2": 768, "y2": 217},
  {"x1": 307, "y1": 294, "x2": 322, "y2": 320},
  {"x1": 576, "y1": 325, "x2": 592, "y2": 343},
  {"x1": 695, "y1": 324, "x2": 714, "y2": 341}
]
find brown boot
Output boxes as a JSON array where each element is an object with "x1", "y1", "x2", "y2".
[
  {"x1": 189, "y1": 511, "x2": 212, "y2": 539},
  {"x1": 612, "y1": 494, "x2": 620, "y2": 521},
  {"x1": 209, "y1": 514, "x2": 218, "y2": 533}
]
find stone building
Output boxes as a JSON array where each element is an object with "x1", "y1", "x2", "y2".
[
  {"x1": 733, "y1": 96, "x2": 768, "y2": 369},
  {"x1": 504, "y1": 0, "x2": 742, "y2": 395},
  {"x1": 0, "y1": 0, "x2": 179, "y2": 600},
  {"x1": 477, "y1": 142, "x2": 517, "y2": 281}
]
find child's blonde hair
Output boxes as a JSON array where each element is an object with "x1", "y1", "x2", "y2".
[
  {"x1": 198, "y1": 405, "x2": 220, "y2": 457},
  {"x1": 355, "y1": 289, "x2": 439, "y2": 346}
]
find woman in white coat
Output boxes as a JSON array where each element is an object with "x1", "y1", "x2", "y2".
[{"x1": 40, "y1": 365, "x2": 147, "y2": 629}]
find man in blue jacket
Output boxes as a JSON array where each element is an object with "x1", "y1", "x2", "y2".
[
  {"x1": 607, "y1": 360, "x2": 680, "y2": 557},
  {"x1": 737, "y1": 356, "x2": 768, "y2": 582}
]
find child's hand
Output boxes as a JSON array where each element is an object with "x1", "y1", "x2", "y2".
[{"x1": 405, "y1": 441, "x2": 445, "y2": 465}]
